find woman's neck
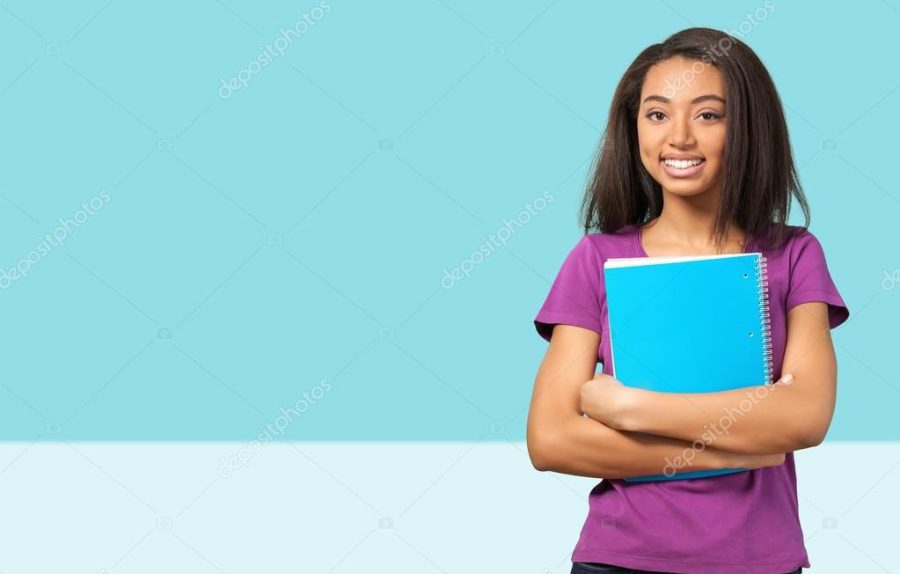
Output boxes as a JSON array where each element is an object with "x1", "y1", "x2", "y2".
[{"x1": 641, "y1": 189, "x2": 748, "y2": 257}]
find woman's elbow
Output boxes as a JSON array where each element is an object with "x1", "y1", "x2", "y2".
[
  {"x1": 796, "y1": 423, "x2": 829, "y2": 450},
  {"x1": 526, "y1": 428, "x2": 558, "y2": 471},
  {"x1": 791, "y1": 406, "x2": 833, "y2": 450}
]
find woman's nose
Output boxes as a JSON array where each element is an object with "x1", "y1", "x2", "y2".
[{"x1": 670, "y1": 117, "x2": 696, "y2": 147}]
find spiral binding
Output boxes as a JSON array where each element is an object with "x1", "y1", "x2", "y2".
[{"x1": 755, "y1": 255, "x2": 774, "y2": 385}]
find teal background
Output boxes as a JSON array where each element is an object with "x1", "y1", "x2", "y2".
[{"x1": 1, "y1": 1, "x2": 897, "y2": 441}]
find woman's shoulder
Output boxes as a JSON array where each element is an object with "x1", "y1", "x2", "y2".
[
  {"x1": 754, "y1": 224, "x2": 836, "y2": 279},
  {"x1": 753, "y1": 223, "x2": 818, "y2": 255},
  {"x1": 580, "y1": 224, "x2": 641, "y2": 259}
]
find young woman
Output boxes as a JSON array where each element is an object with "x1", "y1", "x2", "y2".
[{"x1": 527, "y1": 28, "x2": 849, "y2": 574}]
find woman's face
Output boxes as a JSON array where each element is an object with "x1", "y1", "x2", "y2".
[{"x1": 637, "y1": 56, "x2": 727, "y2": 199}]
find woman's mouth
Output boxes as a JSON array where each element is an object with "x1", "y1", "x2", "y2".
[{"x1": 661, "y1": 157, "x2": 706, "y2": 178}]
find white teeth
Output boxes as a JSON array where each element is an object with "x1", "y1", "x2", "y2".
[{"x1": 664, "y1": 158, "x2": 703, "y2": 168}]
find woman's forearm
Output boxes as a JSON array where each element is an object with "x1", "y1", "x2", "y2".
[
  {"x1": 617, "y1": 381, "x2": 814, "y2": 455},
  {"x1": 537, "y1": 414, "x2": 781, "y2": 479}
]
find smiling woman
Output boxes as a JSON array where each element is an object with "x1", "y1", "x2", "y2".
[
  {"x1": 528, "y1": 26, "x2": 849, "y2": 574},
  {"x1": 581, "y1": 27, "x2": 806, "y2": 255}
]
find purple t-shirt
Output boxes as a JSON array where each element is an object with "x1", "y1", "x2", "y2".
[{"x1": 534, "y1": 223, "x2": 849, "y2": 573}]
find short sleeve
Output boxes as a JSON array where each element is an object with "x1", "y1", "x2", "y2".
[
  {"x1": 785, "y1": 231, "x2": 849, "y2": 329},
  {"x1": 534, "y1": 235, "x2": 604, "y2": 342}
]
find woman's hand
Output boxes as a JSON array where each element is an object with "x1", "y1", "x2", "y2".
[{"x1": 580, "y1": 373, "x2": 639, "y2": 431}]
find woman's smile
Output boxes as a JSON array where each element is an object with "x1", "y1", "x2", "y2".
[{"x1": 660, "y1": 156, "x2": 706, "y2": 177}]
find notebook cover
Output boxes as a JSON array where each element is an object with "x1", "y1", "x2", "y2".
[{"x1": 603, "y1": 253, "x2": 772, "y2": 482}]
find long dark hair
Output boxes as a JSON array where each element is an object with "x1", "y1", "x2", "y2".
[{"x1": 580, "y1": 27, "x2": 809, "y2": 251}]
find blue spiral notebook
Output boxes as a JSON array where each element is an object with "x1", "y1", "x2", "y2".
[{"x1": 603, "y1": 252, "x2": 773, "y2": 482}]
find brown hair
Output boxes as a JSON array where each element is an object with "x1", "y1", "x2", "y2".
[{"x1": 580, "y1": 27, "x2": 809, "y2": 250}]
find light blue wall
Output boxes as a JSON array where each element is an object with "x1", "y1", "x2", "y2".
[{"x1": 1, "y1": 1, "x2": 896, "y2": 440}]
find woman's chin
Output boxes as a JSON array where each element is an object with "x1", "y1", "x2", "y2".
[{"x1": 655, "y1": 177, "x2": 713, "y2": 196}]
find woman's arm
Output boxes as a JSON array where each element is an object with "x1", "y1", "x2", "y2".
[
  {"x1": 582, "y1": 302, "x2": 838, "y2": 456},
  {"x1": 527, "y1": 324, "x2": 784, "y2": 479}
]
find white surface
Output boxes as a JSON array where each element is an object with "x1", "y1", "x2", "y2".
[{"x1": 0, "y1": 441, "x2": 897, "y2": 573}]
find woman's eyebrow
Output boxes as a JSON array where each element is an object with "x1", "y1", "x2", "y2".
[{"x1": 642, "y1": 94, "x2": 726, "y2": 105}]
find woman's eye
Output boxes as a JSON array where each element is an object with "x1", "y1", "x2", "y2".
[{"x1": 645, "y1": 111, "x2": 722, "y2": 121}]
